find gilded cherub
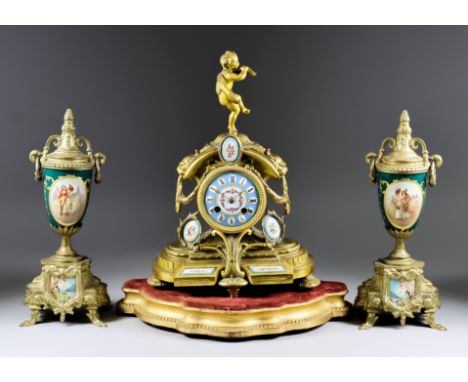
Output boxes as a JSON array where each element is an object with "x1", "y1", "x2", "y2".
[{"x1": 216, "y1": 51, "x2": 257, "y2": 134}]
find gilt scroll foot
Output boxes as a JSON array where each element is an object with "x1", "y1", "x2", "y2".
[
  {"x1": 425, "y1": 312, "x2": 446, "y2": 331},
  {"x1": 87, "y1": 308, "x2": 107, "y2": 327},
  {"x1": 147, "y1": 277, "x2": 166, "y2": 287},
  {"x1": 359, "y1": 312, "x2": 379, "y2": 330},
  {"x1": 300, "y1": 274, "x2": 320, "y2": 289},
  {"x1": 20, "y1": 308, "x2": 41, "y2": 327}
]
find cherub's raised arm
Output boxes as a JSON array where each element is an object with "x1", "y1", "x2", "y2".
[{"x1": 225, "y1": 66, "x2": 256, "y2": 81}]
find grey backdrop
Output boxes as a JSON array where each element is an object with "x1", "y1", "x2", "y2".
[{"x1": 0, "y1": 26, "x2": 467, "y2": 356}]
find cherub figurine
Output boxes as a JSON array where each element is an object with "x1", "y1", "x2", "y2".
[{"x1": 216, "y1": 51, "x2": 257, "y2": 134}]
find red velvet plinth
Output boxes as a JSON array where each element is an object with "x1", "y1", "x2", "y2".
[
  {"x1": 118, "y1": 279, "x2": 349, "y2": 338},
  {"x1": 123, "y1": 278, "x2": 347, "y2": 311},
  {"x1": 119, "y1": 279, "x2": 349, "y2": 338},
  {"x1": 120, "y1": 279, "x2": 349, "y2": 338}
]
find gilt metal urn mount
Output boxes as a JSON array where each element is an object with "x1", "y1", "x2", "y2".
[
  {"x1": 21, "y1": 109, "x2": 110, "y2": 327},
  {"x1": 355, "y1": 110, "x2": 445, "y2": 330}
]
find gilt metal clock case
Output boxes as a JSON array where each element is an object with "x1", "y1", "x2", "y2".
[
  {"x1": 146, "y1": 51, "x2": 321, "y2": 297},
  {"x1": 119, "y1": 50, "x2": 349, "y2": 337}
]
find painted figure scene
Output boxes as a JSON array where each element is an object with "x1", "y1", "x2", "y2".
[
  {"x1": 389, "y1": 279, "x2": 415, "y2": 303},
  {"x1": 49, "y1": 178, "x2": 87, "y2": 225},
  {"x1": 51, "y1": 275, "x2": 77, "y2": 303},
  {"x1": 384, "y1": 181, "x2": 423, "y2": 229}
]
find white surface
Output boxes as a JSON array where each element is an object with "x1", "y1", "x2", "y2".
[{"x1": 1, "y1": 270, "x2": 466, "y2": 357}]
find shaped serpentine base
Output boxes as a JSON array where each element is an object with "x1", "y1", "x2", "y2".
[{"x1": 119, "y1": 278, "x2": 350, "y2": 338}]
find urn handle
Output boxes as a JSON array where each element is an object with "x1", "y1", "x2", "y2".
[
  {"x1": 365, "y1": 152, "x2": 378, "y2": 183},
  {"x1": 29, "y1": 149, "x2": 43, "y2": 182},
  {"x1": 410, "y1": 137, "x2": 430, "y2": 167},
  {"x1": 366, "y1": 137, "x2": 395, "y2": 183},
  {"x1": 94, "y1": 152, "x2": 106, "y2": 184},
  {"x1": 428, "y1": 154, "x2": 443, "y2": 187},
  {"x1": 412, "y1": 136, "x2": 443, "y2": 187},
  {"x1": 76, "y1": 135, "x2": 93, "y2": 161}
]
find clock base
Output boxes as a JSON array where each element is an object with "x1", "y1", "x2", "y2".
[
  {"x1": 150, "y1": 237, "x2": 318, "y2": 296},
  {"x1": 119, "y1": 278, "x2": 350, "y2": 338}
]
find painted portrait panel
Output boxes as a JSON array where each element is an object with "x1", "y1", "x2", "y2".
[
  {"x1": 389, "y1": 278, "x2": 415, "y2": 303},
  {"x1": 384, "y1": 180, "x2": 423, "y2": 230},
  {"x1": 50, "y1": 275, "x2": 77, "y2": 303},
  {"x1": 48, "y1": 176, "x2": 88, "y2": 226}
]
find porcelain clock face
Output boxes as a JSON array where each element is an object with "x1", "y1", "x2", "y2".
[{"x1": 198, "y1": 167, "x2": 266, "y2": 233}]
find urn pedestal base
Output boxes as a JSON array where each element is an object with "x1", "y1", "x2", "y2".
[
  {"x1": 355, "y1": 257, "x2": 445, "y2": 330},
  {"x1": 119, "y1": 278, "x2": 349, "y2": 338},
  {"x1": 21, "y1": 255, "x2": 110, "y2": 327}
]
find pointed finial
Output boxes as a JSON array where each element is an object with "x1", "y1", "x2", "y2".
[
  {"x1": 397, "y1": 109, "x2": 412, "y2": 136},
  {"x1": 400, "y1": 109, "x2": 410, "y2": 123},
  {"x1": 64, "y1": 108, "x2": 74, "y2": 121},
  {"x1": 62, "y1": 108, "x2": 76, "y2": 133}
]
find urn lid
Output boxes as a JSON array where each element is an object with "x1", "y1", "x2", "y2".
[
  {"x1": 375, "y1": 110, "x2": 430, "y2": 174},
  {"x1": 37, "y1": 108, "x2": 96, "y2": 171}
]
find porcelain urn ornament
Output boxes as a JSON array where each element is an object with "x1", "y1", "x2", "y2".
[
  {"x1": 21, "y1": 108, "x2": 110, "y2": 327},
  {"x1": 355, "y1": 110, "x2": 445, "y2": 330}
]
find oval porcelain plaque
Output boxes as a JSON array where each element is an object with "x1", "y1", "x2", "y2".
[
  {"x1": 262, "y1": 215, "x2": 282, "y2": 242},
  {"x1": 183, "y1": 219, "x2": 202, "y2": 245},
  {"x1": 383, "y1": 180, "x2": 423, "y2": 230},
  {"x1": 220, "y1": 136, "x2": 241, "y2": 163},
  {"x1": 48, "y1": 176, "x2": 88, "y2": 227}
]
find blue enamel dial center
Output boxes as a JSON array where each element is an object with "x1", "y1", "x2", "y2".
[{"x1": 204, "y1": 172, "x2": 260, "y2": 228}]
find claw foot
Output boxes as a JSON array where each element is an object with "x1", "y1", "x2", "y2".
[
  {"x1": 300, "y1": 274, "x2": 320, "y2": 289},
  {"x1": 426, "y1": 312, "x2": 446, "y2": 331},
  {"x1": 359, "y1": 312, "x2": 379, "y2": 330},
  {"x1": 147, "y1": 277, "x2": 166, "y2": 287},
  {"x1": 20, "y1": 309, "x2": 41, "y2": 327},
  {"x1": 87, "y1": 309, "x2": 107, "y2": 327}
]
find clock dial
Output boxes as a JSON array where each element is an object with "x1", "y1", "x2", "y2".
[{"x1": 198, "y1": 167, "x2": 266, "y2": 233}]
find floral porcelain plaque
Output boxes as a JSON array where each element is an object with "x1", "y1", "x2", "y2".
[
  {"x1": 182, "y1": 219, "x2": 202, "y2": 245},
  {"x1": 220, "y1": 136, "x2": 241, "y2": 163},
  {"x1": 262, "y1": 214, "x2": 282, "y2": 242}
]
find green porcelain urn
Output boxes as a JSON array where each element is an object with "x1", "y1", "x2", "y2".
[
  {"x1": 355, "y1": 110, "x2": 445, "y2": 330},
  {"x1": 21, "y1": 108, "x2": 110, "y2": 327}
]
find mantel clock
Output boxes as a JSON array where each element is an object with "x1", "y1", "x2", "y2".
[
  {"x1": 147, "y1": 51, "x2": 319, "y2": 297},
  {"x1": 119, "y1": 51, "x2": 349, "y2": 338}
]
